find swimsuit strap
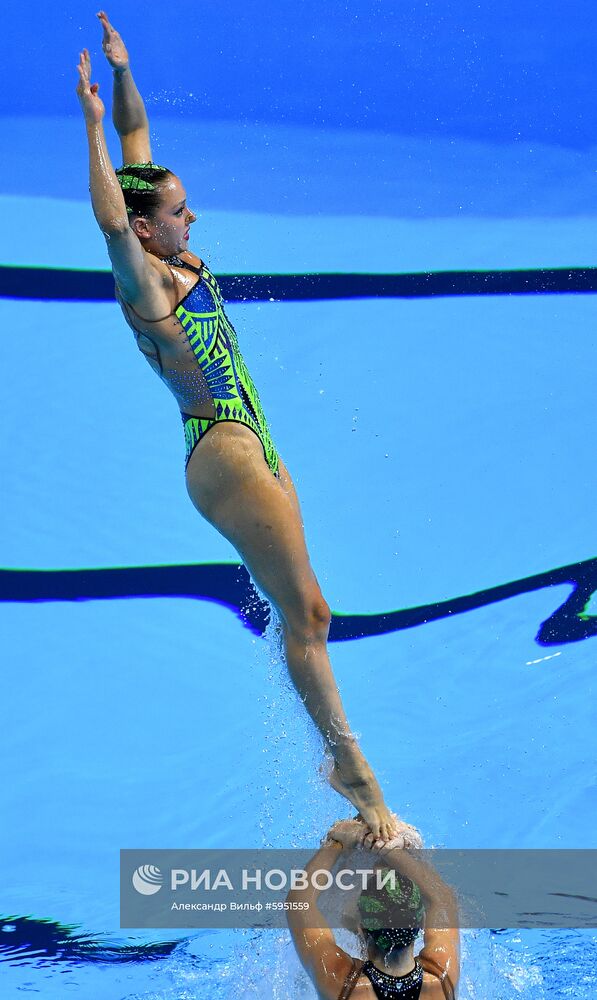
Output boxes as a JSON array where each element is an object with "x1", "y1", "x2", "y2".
[
  {"x1": 162, "y1": 253, "x2": 204, "y2": 277},
  {"x1": 337, "y1": 958, "x2": 365, "y2": 1000}
]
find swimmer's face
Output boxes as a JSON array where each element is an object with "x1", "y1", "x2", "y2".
[{"x1": 132, "y1": 174, "x2": 196, "y2": 255}]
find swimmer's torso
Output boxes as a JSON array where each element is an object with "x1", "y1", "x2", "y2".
[{"x1": 116, "y1": 252, "x2": 279, "y2": 475}]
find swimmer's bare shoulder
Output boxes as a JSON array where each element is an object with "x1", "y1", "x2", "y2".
[
  {"x1": 176, "y1": 250, "x2": 204, "y2": 269},
  {"x1": 111, "y1": 244, "x2": 205, "y2": 324},
  {"x1": 107, "y1": 231, "x2": 174, "y2": 320}
]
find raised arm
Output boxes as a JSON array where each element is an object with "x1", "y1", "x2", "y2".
[
  {"x1": 97, "y1": 10, "x2": 152, "y2": 165},
  {"x1": 286, "y1": 836, "x2": 354, "y2": 995},
  {"x1": 75, "y1": 48, "x2": 162, "y2": 305}
]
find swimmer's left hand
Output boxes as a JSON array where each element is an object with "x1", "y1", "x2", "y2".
[
  {"x1": 97, "y1": 11, "x2": 129, "y2": 71},
  {"x1": 326, "y1": 818, "x2": 368, "y2": 850}
]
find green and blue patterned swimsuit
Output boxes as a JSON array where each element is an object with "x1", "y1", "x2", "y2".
[{"x1": 119, "y1": 256, "x2": 279, "y2": 477}]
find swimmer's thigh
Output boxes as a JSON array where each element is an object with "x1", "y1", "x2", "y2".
[{"x1": 185, "y1": 424, "x2": 324, "y2": 619}]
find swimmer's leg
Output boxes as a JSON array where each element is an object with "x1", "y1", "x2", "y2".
[{"x1": 185, "y1": 423, "x2": 397, "y2": 841}]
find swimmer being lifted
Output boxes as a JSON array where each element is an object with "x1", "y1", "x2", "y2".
[{"x1": 76, "y1": 11, "x2": 399, "y2": 841}]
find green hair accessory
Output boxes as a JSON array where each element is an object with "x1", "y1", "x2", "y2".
[
  {"x1": 116, "y1": 163, "x2": 168, "y2": 192},
  {"x1": 115, "y1": 163, "x2": 169, "y2": 213},
  {"x1": 358, "y1": 868, "x2": 425, "y2": 929},
  {"x1": 118, "y1": 174, "x2": 154, "y2": 192}
]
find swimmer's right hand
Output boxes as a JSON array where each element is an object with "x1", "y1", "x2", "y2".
[{"x1": 76, "y1": 49, "x2": 105, "y2": 125}]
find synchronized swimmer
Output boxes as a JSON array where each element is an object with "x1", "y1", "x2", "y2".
[
  {"x1": 287, "y1": 817, "x2": 459, "y2": 999},
  {"x1": 77, "y1": 16, "x2": 462, "y2": 997},
  {"x1": 76, "y1": 11, "x2": 398, "y2": 842}
]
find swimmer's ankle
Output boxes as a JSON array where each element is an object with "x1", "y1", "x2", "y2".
[{"x1": 325, "y1": 725, "x2": 359, "y2": 754}]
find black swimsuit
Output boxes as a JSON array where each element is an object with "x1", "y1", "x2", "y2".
[
  {"x1": 361, "y1": 959, "x2": 424, "y2": 999},
  {"x1": 338, "y1": 959, "x2": 424, "y2": 1000}
]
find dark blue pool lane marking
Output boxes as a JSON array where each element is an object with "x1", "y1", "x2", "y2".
[
  {"x1": 2, "y1": 265, "x2": 597, "y2": 301},
  {"x1": 1, "y1": 557, "x2": 596, "y2": 646}
]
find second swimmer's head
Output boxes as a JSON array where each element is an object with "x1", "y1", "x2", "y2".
[
  {"x1": 357, "y1": 867, "x2": 425, "y2": 959},
  {"x1": 116, "y1": 162, "x2": 196, "y2": 257}
]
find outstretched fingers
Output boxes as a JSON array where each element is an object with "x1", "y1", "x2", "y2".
[
  {"x1": 97, "y1": 10, "x2": 112, "y2": 43},
  {"x1": 76, "y1": 55, "x2": 88, "y2": 95},
  {"x1": 97, "y1": 9, "x2": 111, "y2": 32},
  {"x1": 76, "y1": 51, "x2": 96, "y2": 93},
  {"x1": 97, "y1": 9, "x2": 128, "y2": 68},
  {"x1": 77, "y1": 48, "x2": 91, "y2": 83},
  {"x1": 76, "y1": 49, "x2": 103, "y2": 122}
]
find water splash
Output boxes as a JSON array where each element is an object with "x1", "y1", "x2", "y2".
[
  {"x1": 219, "y1": 590, "x2": 347, "y2": 998},
  {"x1": 254, "y1": 604, "x2": 347, "y2": 849}
]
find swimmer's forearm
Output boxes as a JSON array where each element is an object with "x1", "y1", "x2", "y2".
[
  {"x1": 286, "y1": 841, "x2": 343, "y2": 931},
  {"x1": 85, "y1": 121, "x2": 129, "y2": 231},
  {"x1": 112, "y1": 65, "x2": 149, "y2": 137},
  {"x1": 287, "y1": 841, "x2": 343, "y2": 907}
]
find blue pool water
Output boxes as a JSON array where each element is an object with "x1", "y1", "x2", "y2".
[{"x1": 2, "y1": 3, "x2": 597, "y2": 996}]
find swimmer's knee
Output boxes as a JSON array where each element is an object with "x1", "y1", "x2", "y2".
[
  {"x1": 308, "y1": 595, "x2": 332, "y2": 635},
  {"x1": 281, "y1": 590, "x2": 331, "y2": 642}
]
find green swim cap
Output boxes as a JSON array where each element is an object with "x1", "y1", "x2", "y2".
[
  {"x1": 115, "y1": 163, "x2": 170, "y2": 213},
  {"x1": 358, "y1": 868, "x2": 425, "y2": 951}
]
